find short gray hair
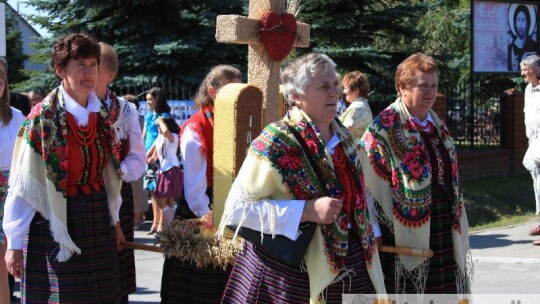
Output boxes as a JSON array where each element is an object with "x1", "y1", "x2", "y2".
[
  {"x1": 521, "y1": 54, "x2": 540, "y2": 78},
  {"x1": 281, "y1": 53, "x2": 336, "y2": 105}
]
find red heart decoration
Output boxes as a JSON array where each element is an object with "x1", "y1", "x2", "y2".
[{"x1": 260, "y1": 11, "x2": 297, "y2": 62}]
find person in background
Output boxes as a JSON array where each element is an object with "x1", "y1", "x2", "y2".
[
  {"x1": 146, "y1": 117, "x2": 182, "y2": 227},
  {"x1": 0, "y1": 57, "x2": 30, "y2": 117},
  {"x1": 0, "y1": 67, "x2": 25, "y2": 304},
  {"x1": 28, "y1": 89, "x2": 45, "y2": 108},
  {"x1": 3, "y1": 32, "x2": 124, "y2": 303},
  {"x1": 142, "y1": 87, "x2": 171, "y2": 234},
  {"x1": 519, "y1": 54, "x2": 540, "y2": 245},
  {"x1": 335, "y1": 71, "x2": 347, "y2": 117},
  {"x1": 123, "y1": 94, "x2": 149, "y2": 229},
  {"x1": 218, "y1": 54, "x2": 385, "y2": 303},
  {"x1": 360, "y1": 53, "x2": 472, "y2": 295},
  {"x1": 96, "y1": 42, "x2": 146, "y2": 303},
  {"x1": 339, "y1": 71, "x2": 373, "y2": 145},
  {"x1": 1, "y1": 57, "x2": 35, "y2": 301},
  {"x1": 160, "y1": 64, "x2": 242, "y2": 304}
]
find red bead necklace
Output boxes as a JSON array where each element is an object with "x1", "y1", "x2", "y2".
[{"x1": 66, "y1": 112, "x2": 98, "y2": 146}]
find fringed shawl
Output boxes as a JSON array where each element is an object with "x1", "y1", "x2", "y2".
[
  {"x1": 108, "y1": 90, "x2": 138, "y2": 143},
  {"x1": 359, "y1": 98, "x2": 472, "y2": 293},
  {"x1": 218, "y1": 107, "x2": 386, "y2": 302},
  {"x1": 8, "y1": 87, "x2": 122, "y2": 262}
]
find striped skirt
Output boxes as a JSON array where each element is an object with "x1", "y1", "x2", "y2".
[
  {"x1": 379, "y1": 192, "x2": 458, "y2": 294},
  {"x1": 118, "y1": 183, "x2": 136, "y2": 299},
  {"x1": 0, "y1": 170, "x2": 10, "y2": 244},
  {"x1": 22, "y1": 191, "x2": 122, "y2": 304},
  {"x1": 161, "y1": 258, "x2": 232, "y2": 303},
  {"x1": 221, "y1": 235, "x2": 374, "y2": 304}
]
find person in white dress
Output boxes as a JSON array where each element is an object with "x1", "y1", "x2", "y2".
[
  {"x1": 339, "y1": 71, "x2": 373, "y2": 145},
  {"x1": 520, "y1": 54, "x2": 540, "y2": 244},
  {"x1": 0, "y1": 67, "x2": 25, "y2": 304}
]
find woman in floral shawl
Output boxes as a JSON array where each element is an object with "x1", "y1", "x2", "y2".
[
  {"x1": 3, "y1": 32, "x2": 123, "y2": 303},
  {"x1": 218, "y1": 53, "x2": 385, "y2": 304},
  {"x1": 359, "y1": 53, "x2": 472, "y2": 296}
]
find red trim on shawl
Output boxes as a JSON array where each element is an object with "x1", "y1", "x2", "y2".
[
  {"x1": 180, "y1": 105, "x2": 214, "y2": 186},
  {"x1": 331, "y1": 144, "x2": 360, "y2": 230}
]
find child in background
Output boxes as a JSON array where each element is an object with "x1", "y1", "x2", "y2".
[{"x1": 147, "y1": 117, "x2": 182, "y2": 229}]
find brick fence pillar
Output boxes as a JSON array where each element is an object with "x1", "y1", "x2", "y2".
[
  {"x1": 433, "y1": 93, "x2": 447, "y2": 123},
  {"x1": 501, "y1": 89, "x2": 527, "y2": 173}
]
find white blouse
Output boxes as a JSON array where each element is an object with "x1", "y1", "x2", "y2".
[
  {"x1": 155, "y1": 133, "x2": 180, "y2": 172},
  {"x1": 105, "y1": 94, "x2": 146, "y2": 183},
  {"x1": 180, "y1": 124, "x2": 212, "y2": 218},
  {"x1": 222, "y1": 132, "x2": 381, "y2": 240},
  {"x1": 0, "y1": 107, "x2": 25, "y2": 171},
  {"x1": 3, "y1": 87, "x2": 118, "y2": 250},
  {"x1": 524, "y1": 83, "x2": 540, "y2": 141}
]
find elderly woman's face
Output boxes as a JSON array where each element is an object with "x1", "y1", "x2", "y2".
[
  {"x1": 294, "y1": 68, "x2": 339, "y2": 126},
  {"x1": 520, "y1": 63, "x2": 538, "y2": 84},
  {"x1": 343, "y1": 83, "x2": 359, "y2": 103},
  {"x1": 400, "y1": 70, "x2": 438, "y2": 117},
  {"x1": 55, "y1": 57, "x2": 98, "y2": 97}
]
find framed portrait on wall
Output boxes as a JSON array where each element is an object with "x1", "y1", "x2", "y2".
[{"x1": 473, "y1": 1, "x2": 539, "y2": 73}]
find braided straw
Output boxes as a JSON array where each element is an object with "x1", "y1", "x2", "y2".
[
  {"x1": 213, "y1": 83, "x2": 263, "y2": 228},
  {"x1": 159, "y1": 218, "x2": 244, "y2": 269}
]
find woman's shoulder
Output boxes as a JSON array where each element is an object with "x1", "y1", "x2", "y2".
[
  {"x1": 10, "y1": 106, "x2": 24, "y2": 119},
  {"x1": 250, "y1": 120, "x2": 294, "y2": 154}
]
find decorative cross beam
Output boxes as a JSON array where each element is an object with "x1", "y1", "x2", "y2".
[
  {"x1": 215, "y1": 0, "x2": 310, "y2": 125},
  {"x1": 212, "y1": 0, "x2": 311, "y2": 228}
]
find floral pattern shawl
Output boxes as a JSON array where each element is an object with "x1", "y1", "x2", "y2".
[
  {"x1": 8, "y1": 87, "x2": 122, "y2": 262},
  {"x1": 219, "y1": 106, "x2": 386, "y2": 301},
  {"x1": 360, "y1": 98, "x2": 470, "y2": 275}
]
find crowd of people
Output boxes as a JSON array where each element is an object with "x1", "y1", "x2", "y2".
[{"x1": 1, "y1": 29, "x2": 539, "y2": 303}]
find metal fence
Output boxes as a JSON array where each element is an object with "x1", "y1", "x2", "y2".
[
  {"x1": 110, "y1": 76, "x2": 195, "y2": 101},
  {"x1": 368, "y1": 77, "x2": 502, "y2": 149},
  {"x1": 443, "y1": 80, "x2": 501, "y2": 149},
  {"x1": 112, "y1": 75, "x2": 503, "y2": 149}
]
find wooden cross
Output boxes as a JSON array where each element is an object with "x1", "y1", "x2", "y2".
[
  {"x1": 212, "y1": 0, "x2": 310, "y2": 228},
  {"x1": 215, "y1": 0, "x2": 310, "y2": 126}
]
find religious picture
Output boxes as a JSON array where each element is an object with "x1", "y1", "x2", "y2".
[
  {"x1": 507, "y1": 3, "x2": 538, "y2": 71},
  {"x1": 473, "y1": 1, "x2": 538, "y2": 73}
]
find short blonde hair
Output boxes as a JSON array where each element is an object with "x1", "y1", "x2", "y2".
[
  {"x1": 99, "y1": 42, "x2": 118, "y2": 76},
  {"x1": 342, "y1": 71, "x2": 369, "y2": 98},
  {"x1": 395, "y1": 53, "x2": 439, "y2": 96}
]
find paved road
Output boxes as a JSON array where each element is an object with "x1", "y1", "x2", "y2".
[{"x1": 11, "y1": 220, "x2": 540, "y2": 303}]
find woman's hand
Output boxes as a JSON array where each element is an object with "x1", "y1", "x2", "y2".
[
  {"x1": 301, "y1": 197, "x2": 343, "y2": 224},
  {"x1": 115, "y1": 222, "x2": 126, "y2": 250},
  {"x1": 147, "y1": 154, "x2": 157, "y2": 166},
  {"x1": 5, "y1": 249, "x2": 24, "y2": 279},
  {"x1": 375, "y1": 236, "x2": 383, "y2": 251},
  {"x1": 202, "y1": 211, "x2": 214, "y2": 229}
]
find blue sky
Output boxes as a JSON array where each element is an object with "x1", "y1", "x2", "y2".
[{"x1": 7, "y1": 0, "x2": 49, "y2": 37}]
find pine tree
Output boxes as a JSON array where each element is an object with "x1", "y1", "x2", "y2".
[
  {"x1": 4, "y1": 8, "x2": 29, "y2": 87},
  {"x1": 24, "y1": 0, "x2": 247, "y2": 92}
]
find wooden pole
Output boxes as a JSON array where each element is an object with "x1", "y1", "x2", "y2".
[
  {"x1": 380, "y1": 245, "x2": 433, "y2": 258},
  {"x1": 121, "y1": 241, "x2": 162, "y2": 253}
]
